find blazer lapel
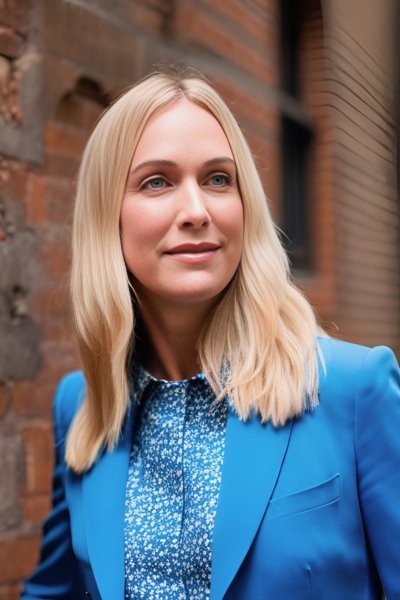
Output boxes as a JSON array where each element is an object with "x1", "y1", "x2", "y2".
[
  {"x1": 82, "y1": 402, "x2": 138, "y2": 600},
  {"x1": 210, "y1": 408, "x2": 293, "y2": 600}
]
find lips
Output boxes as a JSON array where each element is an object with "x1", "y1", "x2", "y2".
[
  {"x1": 165, "y1": 242, "x2": 220, "y2": 263},
  {"x1": 165, "y1": 242, "x2": 220, "y2": 254}
]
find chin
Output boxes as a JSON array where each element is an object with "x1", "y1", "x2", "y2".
[
  {"x1": 153, "y1": 272, "x2": 227, "y2": 302},
  {"x1": 163, "y1": 288, "x2": 223, "y2": 305}
]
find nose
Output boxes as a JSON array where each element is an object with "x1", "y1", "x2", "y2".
[{"x1": 176, "y1": 180, "x2": 211, "y2": 230}]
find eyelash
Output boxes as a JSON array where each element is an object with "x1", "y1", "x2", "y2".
[
  {"x1": 140, "y1": 172, "x2": 233, "y2": 190},
  {"x1": 209, "y1": 173, "x2": 234, "y2": 186}
]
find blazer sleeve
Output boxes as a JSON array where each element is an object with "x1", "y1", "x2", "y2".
[
  {"x1": 21, "y1": 375, "x2": 87, "y2": 600},
  {"x1": 355, "y1": 345, "x2": 400, "y2": 599}
]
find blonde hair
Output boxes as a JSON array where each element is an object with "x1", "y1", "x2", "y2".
[{"x1": 66, "y1": 63, "x2": 320, "y2": 473}]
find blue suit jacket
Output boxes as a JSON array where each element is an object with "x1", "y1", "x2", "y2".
[{"x1": 22, "y1": 338, "x2": 400, "y2": 599}]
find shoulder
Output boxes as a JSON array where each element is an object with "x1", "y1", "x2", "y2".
[
  {"x1": 53, "y1": 371, "x2": 86, "y2": 445},
  {"x1": 317, "y1": 335, "x2": 397, "y2": 385},
  {"x1": 317, "y1": 336, "x2": 399, "y2": 414},
  {"x1": 317, "y1": 336, "x2": 369, "y2": 374}
]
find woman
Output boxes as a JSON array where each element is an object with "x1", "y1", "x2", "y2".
[{"x1": 22, "y1": 63, "x2": 400, "y2": 600}]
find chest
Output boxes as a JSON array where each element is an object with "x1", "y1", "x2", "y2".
[
  {"x1": 64, "y1": 390, "x2": 366, "y2": 600},
  {"x1": 124, "y1": 380, "x2": 228, "y2": 598}
]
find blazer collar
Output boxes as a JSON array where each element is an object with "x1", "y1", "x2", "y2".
[
  {"x1": 82, "y1": 400, "x2": 138, "y2": 600},
  {"x1": 210, "y1": 407, "x2": 293, "y2": 600}
]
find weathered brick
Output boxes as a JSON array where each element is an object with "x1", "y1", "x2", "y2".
[
  {"x1": 202, "y1": 0, "x2": 276, "y2": 46},
  {"x1": 25, "y1": 174, "x2": 74, "y2": 225},
  {"x1": 24, "y1": 174, "x2": 46, "y2": 222},
  {"x1": 21, "y1": 424, "x2": 54, "y2": 494},
  {"x1": 41, "y1": 242, "x2": 71, "y2": 278},
  {"x1": 43, "y1": 121, "x2": 87, "y2": 161},
  {"x1": 56, "y1": 93, "x2": 104, "y2": 131},
  {"x1": 0, "y1": 26, "x2": 24, "y2": 58},
  {"x1": 176, "y1": 4, "x2": 277, "y2": 86},
  {"x1": 43, "y1": 152, "x2": 79, "y2": 179},
  {"x1": 125, "y1": 2, "x2": 165, "y2": 35},
  {"x1": 22, "y1": 493, "x2": 51, "y2": 524},
  {"x1": 0, "y1": 583, "x2": 23, "y2": 600},
  {"x1": 13, "y1": 378, "x2": 55, "y2": 419},
  {"x1": 42, "y1": 0, "x2": 140, "y2": 81},
  {"x1": 33, "y1": 285, "x2": 66, "y2": 319},
  {"x1": 213, "y1": 78, "x2": 279, "y2": 133},
  {"x1": 0, "y1": 163, "x2": 29, "y2": 201},
  {"x1": 0, "y1": 384, "x2": 8, "y2": 417},
  {"x1": 0, "y1": 0, "x2": 31, "y2": 35},
  {"x1": 0, "y1": 537, "x2": 40, "y2": 584}
]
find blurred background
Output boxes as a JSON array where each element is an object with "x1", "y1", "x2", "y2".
[{"x1": 0, "y1": 0, "x2": 398, "y2": 595}]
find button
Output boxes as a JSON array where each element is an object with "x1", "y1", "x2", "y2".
[{"x1": 177, "y1": 470, "x2": 183, "y2": 477}]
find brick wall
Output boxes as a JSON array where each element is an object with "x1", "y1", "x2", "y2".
[
  {"x1": 0, "y1": 0, "x2": 397, "y2": 595},
  {"x1": 323, "y1": 1, "x2": 399, "y2": 351}
]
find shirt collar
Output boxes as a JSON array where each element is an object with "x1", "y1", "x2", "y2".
[{"x1": 128, "y1": 363, "x2": 208, "y2": 404}]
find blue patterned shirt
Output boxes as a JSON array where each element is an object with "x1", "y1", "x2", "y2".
[{"x1": 124, "y1": 367, "x2": 228, "y2": 600}]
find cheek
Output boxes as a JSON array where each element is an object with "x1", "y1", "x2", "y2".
[
  {"x1": 216, "y1": 198, "x2": 244, "y2": 253},
  {"x1": 120, "y1": 198, "x2": 169, "y2": 269}
]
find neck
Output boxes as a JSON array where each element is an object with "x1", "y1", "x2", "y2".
[{"x1": 135, "y1": 288, "x2": 220, "y2": 381}]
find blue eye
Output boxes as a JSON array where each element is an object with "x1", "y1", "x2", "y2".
[
  {"x1": 148, "y1": 177, "x2": 164, "y2": 189},
  {"x1": 210, "y1": 175, "x2": 226, "y2": 186}
]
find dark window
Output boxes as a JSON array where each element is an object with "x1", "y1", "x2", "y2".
[
  {"x1": 280, "y1": 0, "x2": 313, "y2": 271},
  {"x1": 281, "y1": 0, "x2": 301, "y2": 97},
  {"x1": 282, "y1": 117, "x2": 312, "y2": 269}
]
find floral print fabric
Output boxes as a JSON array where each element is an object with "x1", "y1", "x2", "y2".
[{"x1": 124, "y1": 368, "x2": 228, "y2": 600}]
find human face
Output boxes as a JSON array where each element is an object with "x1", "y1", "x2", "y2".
[{"x1": 120, "y1": 99, "x2": 244, "y2": 308}]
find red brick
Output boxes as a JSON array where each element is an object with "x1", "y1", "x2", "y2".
[
  {"x1": 43, "y1": 121, "x2": 88, "y2": 160},
  {"x1": 21, "y1": 424, "x2": 54, "y2": 494},
  {"x1": 56, "y1": 93, "x2": 104, "y2": 131},
  {"x1": 0, "y1": 537, "x2": 40, "y2": 585},
  {"x1": 212, "y1": 78, "x2": 279, "y2": 133},
  {"x1": 22, "y1": 494, "x2": 51, "y2": 524},
  {"x1": 33, "y1": 285, "x2": 67, "y2": 319},
  {"x1": 41, "y1": 242, "x2": 71, "y2": 278},
  {"x1": 0, "y1": 583, "x2": 23, "y2": 600},
  {"x1": 0, "y1": 384, "x2": 8, "y2": 417},
  {"x1": 43, "y1": 151, "x2": 79, "y2": 179},
  {"x1": 25, "y1": 174, "x2": 75, "y2": 225},
  {"x1": 13, "y1": 378, "x2": 56, "y2": 419},
  {"x1": 176, "y1": 5, "x2": 277, "y2": 86},
  {"x1": 0, "y1": 164, "x2": 29, "y2": 201},
  {"x1": 24, "y1": 174, "x2": 46, "y2": 222},
  {"x1": 38, "y1": 352, "x2": 80, "y2": 387},
  {"x1": 43, "y1": 321, "x2": 68, "y2": 345},
  {"x1": 202, "y1": 0, "x2": 276, "y2": 46},
  {"x1": 0, "y1": 0, "x2": 31, "y2": 35},
  {"x1": 126, "y1": 2, "x2": 164, "y2": 35},
  {"x1": 0, "y1": 26, "x2": 23, "y2": 58}
]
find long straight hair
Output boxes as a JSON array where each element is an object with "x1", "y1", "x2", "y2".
[{"x1": 66, "y1": 64, "x2": 320, "y2": 473}]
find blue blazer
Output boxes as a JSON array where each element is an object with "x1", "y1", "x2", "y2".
[{"x1": 22, "y1": 338, "x2": 400, "y2": 600}]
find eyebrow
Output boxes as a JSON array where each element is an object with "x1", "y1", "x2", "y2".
[
  {"x1": 130, "y1": 159, "x2": 177, "y2": 174},
  {"x1": 130, "y1": 156, "x2": 236, "y2": 175},
  {"x1": 203, "y1": 157, "x2": 236, "y2": 168}
]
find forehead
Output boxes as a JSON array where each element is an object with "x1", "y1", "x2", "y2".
[{"x1": 131, "y1": 99, "x2": 233, "y2": 166}]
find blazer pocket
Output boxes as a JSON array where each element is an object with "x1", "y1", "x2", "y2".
[{"x1": 265, "y1": 473, "x2": 340, "y2": 522}]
